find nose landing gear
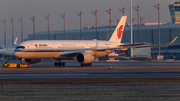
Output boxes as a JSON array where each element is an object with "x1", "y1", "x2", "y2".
[{"x1": 21, "y1": 58, "x2": 25, "y2": 64}]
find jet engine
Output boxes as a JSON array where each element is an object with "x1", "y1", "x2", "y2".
[
  {"x1": 25, "y1": 59, "x2": 41, "y2": 64},
  {"x1": 76, "y1": 52, "x2": 94, "y2": 64}
]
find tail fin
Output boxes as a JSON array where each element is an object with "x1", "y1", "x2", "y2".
[
  {"x1": 109, "y1": 16, "x2": 127, "y2": 43},
  {"x1": 14, "y1": 37, "x2": 18, "y2": 45}
]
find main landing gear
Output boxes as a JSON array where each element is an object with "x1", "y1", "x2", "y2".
[
  {"x1": 21, "y1": 58, "x2": 25, "y2": 64},
  {"x1": 81, "y1": 63, "x2": 92, "y2": 67},
  {"x1": 54, "y1": 61, "x2": 65, "y2": 67}
]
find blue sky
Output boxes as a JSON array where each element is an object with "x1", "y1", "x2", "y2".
[{"x1": 0, "y1": 0, "x2": 177, "y2": 45}]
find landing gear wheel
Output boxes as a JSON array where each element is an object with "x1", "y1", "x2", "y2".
[
  {"x1": 81, "y1": 63, "x2": 91, "y2": 67},
  {"x1": 88, "y1": 63, "x2": 92, "y2": 66},
  {"x1": 54, "y1": 62, "x2": 58, "y2": 67},
  {"x1": 62, "y1": 62, "x2": 65, "y2": 67}
]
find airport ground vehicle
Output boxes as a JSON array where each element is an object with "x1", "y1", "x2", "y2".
[{"x1": 2, "y1": 60, "x2": 31, "y2": 68}]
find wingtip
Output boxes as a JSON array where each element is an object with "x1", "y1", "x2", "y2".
[
  {"x1": 168, "y1": 36, "x2": 178, "y2": 45},
  {"x1": 173, "y1": 36, "x2": 178, "y2": 42}
]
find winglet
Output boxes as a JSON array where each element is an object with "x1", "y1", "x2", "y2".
[
  {"x1": 167, "y1": 36, "x2": 178, "y2": 45},
  {"x1": 14, "y1": 37, "x2": 18, "y2": 45}
]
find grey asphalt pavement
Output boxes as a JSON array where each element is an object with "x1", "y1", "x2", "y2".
[{"x1": 0, "y1": 72, "x2": 180, "y2": 79}]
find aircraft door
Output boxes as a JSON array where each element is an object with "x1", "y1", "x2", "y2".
[
  {"x1": 85, "y1": 44, "x2": 90, "y2": 48},
  {"x1": 53, "y1": 44, "x2": 57, "y2": 49},
  {"x1": 29, "y1": 44, "x2": 35, "y2": 49}
]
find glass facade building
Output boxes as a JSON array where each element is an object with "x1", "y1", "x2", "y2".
[
  {"x1": 169, "y1": 2, "x2": 180, "y2": 23},
  {"x1": 26, "y1": 2, "x2": 180, "y2": 59}
]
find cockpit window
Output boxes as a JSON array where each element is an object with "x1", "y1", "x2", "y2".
[{"x1": 16, "y1": 46, "x2": 25, "y2": 49}]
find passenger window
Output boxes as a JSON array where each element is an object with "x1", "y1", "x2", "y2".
[{"x1": 16, "y1": 46, "x2": 25, "y2": 49}]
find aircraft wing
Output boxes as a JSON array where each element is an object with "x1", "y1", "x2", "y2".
[
  {"x1": 59, "y1": 36, "x2": 178, "y2": 57},
  {"x1": 90, "y1": 36, "x2": 178, "y2": 51},
  {"x1": 118, "y1": 43, "x2": 149, "y2": 47},
  {"x1": 126, "y1": 36, "x2": 178, "y2": 48}
]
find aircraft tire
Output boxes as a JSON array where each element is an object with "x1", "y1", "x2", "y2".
[
  {"x1": 54, "y1": 62, "x2": 58, "y2": 67},
  {"x1": 88, "y1": 63, "x2": 92, "y2": 66},
  {"x1": 62, "y1": 62, "x2": 65, "y2": 66}
]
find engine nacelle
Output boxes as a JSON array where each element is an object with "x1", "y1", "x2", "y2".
[
  {"x1": 76, "y1": 52, "x2": 94, "y2": 64},
  {"x1": 25, "y1": 59, "x2": 41, "y2": 64}
]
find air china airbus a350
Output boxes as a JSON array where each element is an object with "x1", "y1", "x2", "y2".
[{"x1": 13, "y1": 16, "x2": 177, "y2": 67}]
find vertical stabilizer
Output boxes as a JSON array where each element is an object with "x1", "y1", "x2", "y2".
[{"x1": 109, "y1": 16, "x2": 127, "y2": 43}]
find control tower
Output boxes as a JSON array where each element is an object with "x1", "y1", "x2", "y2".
[{"x1": 169, "y1": 1, "x2": 180, "y2": 23}]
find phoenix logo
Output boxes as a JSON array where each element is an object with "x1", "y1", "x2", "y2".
[
  {"x1": 117, "y1": 25, "x2": 124, "y2": 39},
  {"x1": 35, "y1": 44, "x2": 38, "y2": 47}
]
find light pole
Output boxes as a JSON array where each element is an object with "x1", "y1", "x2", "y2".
[
  {"x1": 154, "y1": 3, "x2": 161, "y2": 56},
  {"x1": 119, "y1": 7, "x2": 125, "y2": 16},
  {"x1": 9, "y1": 19, "x2": 14, "y2": 45},
  {"x1": 140, "y1": 17, "x2": 145, "y2": 23},
  {"x1": 1, "y1": 19, "x2": 6, "y2": 46},
  {"x1": 106, "y1": 9, "x2": 112, "y2": 36},
  {"x1": 60, "y1": 13, "x2": 65, "y2": 40},
  {"x1": 30, "y1": 16, "x2": 35, "y2": 40},
  {"x1": 133, "y1": 6, "x2": 140, "y2": 42},
  {"x1": 117, "y1": 19, "x2": 119, "y2": 25},
  {"x1": 119, "y1": 7, "x2": 125, "y2": 43},
  {"x1": 130, "y1": 0, "x2": 133, "y2": 57},
  {"x1": 132, "y1": 18, "x2": 136, "y2": 24},
  {"x1": 76, "y1": 12, "x2": 82, "y2": 39},
  {"x1": 44, "y1": 15, "x2": 50, "y2": 40},
  {"x1": 18, "y1": 18, "x2": 23, "y2": 42},
  {"x1": 92, "y1": 10, "x2": 98, "y2": 39}
]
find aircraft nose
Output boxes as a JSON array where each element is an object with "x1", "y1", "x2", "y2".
[{"x1": 13, "y1": 51, "x2": 20, "y2": 58}]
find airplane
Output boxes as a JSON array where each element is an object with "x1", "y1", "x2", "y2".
[
  {"x1": 0, "y1": 37, "x2": 18, "y2": 58},
  {"x1": 13, "y1": 16, "x2": 177, "y2": 67}
]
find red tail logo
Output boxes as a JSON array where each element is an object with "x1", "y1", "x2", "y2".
[{"x1": 117, "y1": 25, "x2": 124, "y2": 39}]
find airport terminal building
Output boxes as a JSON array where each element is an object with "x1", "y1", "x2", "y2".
[{"x1": 27, "y1": 2, "x2": 180, "y2": 59}]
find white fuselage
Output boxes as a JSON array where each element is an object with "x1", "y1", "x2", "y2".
[{"x1": 14, "y1": 40, "x2": 123, "y2": 59}]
